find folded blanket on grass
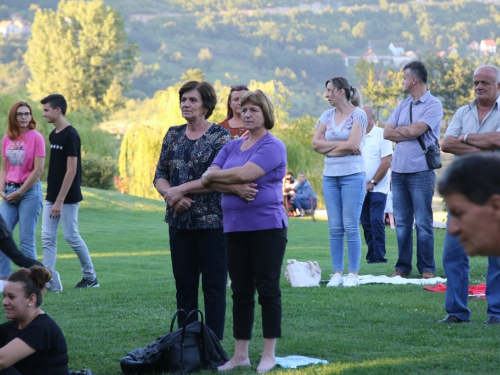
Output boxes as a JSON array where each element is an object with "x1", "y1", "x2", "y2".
[
  {"x1": 276, "y1": 355, "x2": 329, "y2": 369},
  {"x1": 424, "y1": 283, "x2": 486, "y2": 300},
  {"x1": 357, "y1": 274, "x2": 447, "y2": 285}
]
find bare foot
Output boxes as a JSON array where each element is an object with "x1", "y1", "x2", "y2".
[
  {"x1": 217, "y1": 357, "x2": 251, "y2": 371},
  {"x1": 257, "y1": 356, "x2": 276, "y2": 374}
]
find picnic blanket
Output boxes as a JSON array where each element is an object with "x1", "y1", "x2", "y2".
[
  {"x1": 357, "y1": 274, "x2": 447, "y2": 285},
  {"x1": 424, "y1": 283, "x2": 486, "y2": 299},
  {"x1": 276, "y1": 355, "x2": 329, "y2": 369}
]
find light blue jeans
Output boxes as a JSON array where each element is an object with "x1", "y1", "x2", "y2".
[
  {"x1": 41, "y1": 201, "x2": 96, "y2": 280},
  {"x1": 323, "y1": 173, "x2": 366, "y2": 272},
  {"x1": 0, "y1": 181, "x2": 43, "y2": 277}
]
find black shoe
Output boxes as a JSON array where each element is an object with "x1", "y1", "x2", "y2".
[
  {"x1": 438, "y1": 315, "x2": 469, "y2": 324},
  {"x1": 367, "y1": 259, "x2": 388, "y2": 264},
  {"x1": 484, "y1": 316, "x2": 500, "y2": 325},
  {"x1": 75, "y1": 277, "x2": 100, "y2": 288}
]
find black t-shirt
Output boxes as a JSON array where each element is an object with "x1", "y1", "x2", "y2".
[
  {"x1": 46, "y1": 126, "x2": 83, "y2": 204},
  {"x1": 0, "y1": 313, "x2": 69, "y2": 375}
]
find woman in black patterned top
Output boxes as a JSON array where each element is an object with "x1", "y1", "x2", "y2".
[{"x1": 153, "y1": 81, "x2": 231, "y2": 340}]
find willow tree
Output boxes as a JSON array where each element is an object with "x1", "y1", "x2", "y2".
[{"x1": 25, "y1": 0, "x2": 136, "y2": 111}]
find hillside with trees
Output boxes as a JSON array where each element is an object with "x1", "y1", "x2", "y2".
[{"x1": 0, "y1": 0, "x2": 499, "y2": 200}]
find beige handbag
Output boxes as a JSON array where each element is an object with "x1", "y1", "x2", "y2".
[{"x1": 284, "y1": 259, "x2": 322, "y2": 287}]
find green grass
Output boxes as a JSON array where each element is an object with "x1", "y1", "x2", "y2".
[{"x1": 3, "y1": 187, "x2": 497, "y2": 374}]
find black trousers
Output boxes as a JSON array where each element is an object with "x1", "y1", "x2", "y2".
[
  {"x1": 0, "y1": 215, "x2": 43, "y2": 270},
  {"x1": 226, "y1": 227, "x2": 287, "y2": 339},
  {"x1": 169, "y1": 226, "x2": 227, "y2": 340},
  {"x1": 0, "y1": 366, "x2": 22, "y2": 374}
]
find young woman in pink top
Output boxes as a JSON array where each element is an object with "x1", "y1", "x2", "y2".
[{"x1": 0, "y1": 102, "x2": 45, "y2": 279}]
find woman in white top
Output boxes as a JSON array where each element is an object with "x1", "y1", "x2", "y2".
[{"x1": 312, "y1": 77, "x2": 367, "y2": 287}]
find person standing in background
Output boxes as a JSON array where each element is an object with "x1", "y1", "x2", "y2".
[
  {"x1": 361, "y1": 105, "x2": 393, "y2": 264},
  {"x1": 219, "y1": 84, "x2": 250, "y2": 139},
  {"x1": 438, "y1": 65, "x2": 500, "y2": 324},
  {"x1": 313, "y1": 76, "x2": 367, "y2": 288},
  {"x1": 40, "y1": 94, "x2": 99, "y2": 292},
  {"x1": 383, "y1": 61, "x2": 443, "y2": 279},
  {"x1": 0, "y1": 101, "x2": 45, "y2": 279}
]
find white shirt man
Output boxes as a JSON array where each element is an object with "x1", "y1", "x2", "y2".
[{"x1": 361, "y1": 105, "x2": 393, "y2": 263}]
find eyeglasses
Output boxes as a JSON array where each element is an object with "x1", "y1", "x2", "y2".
[
  {"x1": 230, "y1": 85, "x2": 249, "y2": 91},
  {"x1": 16, "y1": 112, "x2": 31, "y2": 118}
]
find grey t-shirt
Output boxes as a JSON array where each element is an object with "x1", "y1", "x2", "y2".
[{"x1": 445, "y1": 97, "x2": 500, "y2": 153}]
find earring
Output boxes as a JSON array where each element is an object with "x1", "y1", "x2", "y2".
[{"x1": 28, "y1": 304, "x2": 32, "y2": 307}]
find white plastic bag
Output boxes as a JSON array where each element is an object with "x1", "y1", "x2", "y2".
[{"x1": 284, "y1": 259, "x2": 321, "y2": 287}]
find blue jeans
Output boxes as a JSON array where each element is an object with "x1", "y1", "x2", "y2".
[
  {"x1": 41, "y1": 201, "x2": 96, "y2": 280},
  {"x1": 291, "y1": 197, "x2": 311, "y2": 211},
  {"x1": 443, "y1": 226, "x2": 500, "y2": 320},
  {"x1": 392, "y1": 171, "x2": 435, "y2": 274},
  {"x1": 361, "y1": 192, "x2": 387, "y2": 262},
  {"x1": 323, "y1": 173, "x2": 365, "y2": 272},
  {"x1": 0, "y1": 181, "x2": 43, "y2": 277}
]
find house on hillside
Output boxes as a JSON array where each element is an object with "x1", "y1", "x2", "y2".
[
  {"x1": 480, "y1": 39, "x2": 496, "y2": 55},
  {"x1": 468, "y1": 40, "x2": 480, "y2": 51},
  {"x1": 436, "y1": 46, "x2": 458, "y2": 58},
  {"x1": 363, "y1": 49, "x2": 378, "y2": 63},
  {"x1": 330, "y1": 48, "x2": 348, "y2": 66},
  {"x1": 0, "y1": 19, "x2": 31, "y2": 37},
  {"x1": 388, "y1": 42, "x2": 405, "y2": 56}
]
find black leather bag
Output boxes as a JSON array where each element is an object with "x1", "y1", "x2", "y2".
[
  {"x1": 410, "y1": 102, "x2": 442, "y2": 170},
  {"x1": 422, "y1": 143, "x2": 442, "y2": 169},
  {"x1": 120, "y1": 309, "x2": 228, "y2": 375}
]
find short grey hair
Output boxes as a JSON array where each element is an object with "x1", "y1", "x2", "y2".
[{"x1": 474, "y1": 65, "x2": 500, "y2": 84}]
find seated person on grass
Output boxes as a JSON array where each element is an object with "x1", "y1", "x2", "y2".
[
  {"x1": 291, "y1": 172, "x2": 317, "y2": 217},
  {"x1": 0, "y1": 266, "x2": 68, "y2": 375}
]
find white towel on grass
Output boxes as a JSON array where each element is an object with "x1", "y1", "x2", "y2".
[
  {"x1": 358, "y1": 274, "x2": 446, "y2": 285},
  {"x1": 276, "y1": 355, "x2": 329, "y2": 369}
]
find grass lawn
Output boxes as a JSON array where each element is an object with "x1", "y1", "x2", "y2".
[{"x1": 4, "y1": 187, "x2": 497, "y2": 374}]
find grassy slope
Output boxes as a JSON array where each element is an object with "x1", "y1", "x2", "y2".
[{"x1": 3, "y1": 186, "x2": 496, "y2": 374}]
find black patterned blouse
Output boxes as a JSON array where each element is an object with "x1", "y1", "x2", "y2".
[{"x1": 154, "y1": 124, "x2": 231, "y2": 229}]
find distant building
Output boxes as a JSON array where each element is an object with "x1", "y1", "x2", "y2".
[
  {"x1": 363, "y1": 49, "x2": 378, "y2": 63},
  {"x1": 388, "y1": 42, "x2": 405, "y2": 56},
  {"x1": 468, "y1": 40, "x2": 480, "y2": 51},
  {"x1": 479, "y1": 39, "x2": 496, "y2": 55},
  {"x1": 0, "y1": 19, "x2": 31, "y2": 37},
  {"x1": 331, "y1": 48, "x2": 348, "y2": 66}
]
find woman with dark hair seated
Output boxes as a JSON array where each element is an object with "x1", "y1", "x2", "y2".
[{"x1": 0, "y1": 266, "x2": 68, "y2": 374}]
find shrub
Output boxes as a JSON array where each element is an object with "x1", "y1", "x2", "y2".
[{"x1": 81, "y1": 152, "x2": 116, "y2": 190}]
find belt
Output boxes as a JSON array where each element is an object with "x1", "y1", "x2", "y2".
[{"x1": 6, "y1": 182, "x2": 22, "y2": 188}]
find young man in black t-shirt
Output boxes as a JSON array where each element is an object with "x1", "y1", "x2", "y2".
[{"x1": 40, "y1": 94, "x2": 99, "y2": 291}]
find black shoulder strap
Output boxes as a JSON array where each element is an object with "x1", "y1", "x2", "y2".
[{"x1": 410, "y1": 102, "x2": 427, "y2": 151}]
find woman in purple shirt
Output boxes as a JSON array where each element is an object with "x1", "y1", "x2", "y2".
[{"x1": 202, "y1": 90, "x2": 287, "y2": 374}]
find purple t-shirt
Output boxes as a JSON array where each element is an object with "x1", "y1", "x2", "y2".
[{"x1": 212, "y1": 132, "x2": 288, "y2": 233}]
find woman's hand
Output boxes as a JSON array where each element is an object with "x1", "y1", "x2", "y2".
[
  {"x1": 201, "y1": 167, "x2": 213, "y2": 187},
  {"x1": 164, "y1": 186, "x2": 185, "y2": 207},
  {"x1": 4, "y1": 191, "x2": 20, "y2": 203},
  {"x1": 0, "y1": 191, "x2": 5, "y2": 199},
  {"x1": 233, "y1": 183, "x2": 258, "y2": 202},
  {"x1": 173, "y1": 197, "x2": 195, "y2": 212}
]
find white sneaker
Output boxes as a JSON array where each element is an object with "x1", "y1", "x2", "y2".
[
  {"x1": 46, "y1": 270, "x2": 63, "y2": 293},
  {"x1": 343, "y1": 273, "x2": 359, "y2": 287},
  {"x1": 327, "y1": 273, "x2": 344, "y2": 287}
]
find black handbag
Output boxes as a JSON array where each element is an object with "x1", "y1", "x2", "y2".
[
  {"x1": 410, "y1": 103, "x2": 442, "y2": 170},
  {"x1": 120, "y1": 309, "x2": 228, "y2": 375}
]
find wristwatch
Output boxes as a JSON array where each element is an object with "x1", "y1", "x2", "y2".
[{"x1": 370, "y1": 179, "x2": 378, "y2": 185}]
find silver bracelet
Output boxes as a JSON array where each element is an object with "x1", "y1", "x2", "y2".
[{"x1": 463, "y1": 133, "x2": 470, "y2": 144}]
